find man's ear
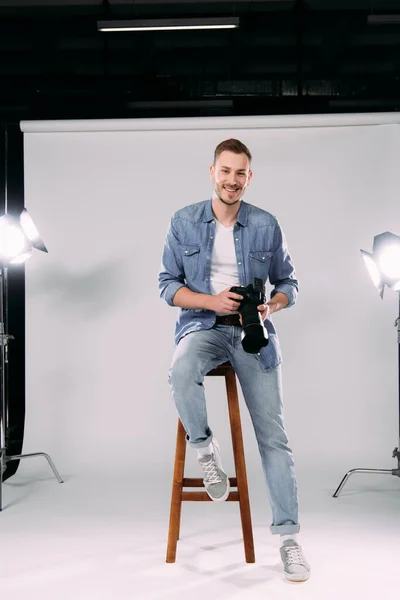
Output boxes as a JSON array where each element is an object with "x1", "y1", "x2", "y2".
[{"x1": 209, "y1": 164, "x2": 215, "y2": 181}]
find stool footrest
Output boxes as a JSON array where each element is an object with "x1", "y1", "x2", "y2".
[
  {"x1": 183, "y1": 477, "x2": 237, "y2": 488},
  {"x1": 181, "y1": 491, "x2": 239, "y2": 502}
]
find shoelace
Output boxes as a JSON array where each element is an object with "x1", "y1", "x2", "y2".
[
  {"x1": 284, "y1": 546, "x2": 305, "y2": 566},
  {"x1": 201, "y1": 457, "x2": 222, "y2": 484}
]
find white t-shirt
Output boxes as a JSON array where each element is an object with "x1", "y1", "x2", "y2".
[{"x1": 210, "y1": 220, "x2": 240, "y2": 315}]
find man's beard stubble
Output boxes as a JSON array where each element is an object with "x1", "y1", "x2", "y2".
[{"x1": 215, "y1": 185, "x2": 244, "y2": 206}]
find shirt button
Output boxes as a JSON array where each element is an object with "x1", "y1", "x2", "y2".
[
  {"x1": 207, "y1": 256, "x2": 210, "y2": 259},
  {"x1": 235, "y1": 238, "x2": 238, "y2": 241},
  {"x1": 238, "y1": 262, "x2": 241, "y2": 265},
  {"x1": 210, "y1": 236, "x2": 214, "y2": 239}
]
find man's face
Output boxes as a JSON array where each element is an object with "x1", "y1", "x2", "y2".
[{"x1": 210, "y1": 151, "x2": 252, "y2": 206}]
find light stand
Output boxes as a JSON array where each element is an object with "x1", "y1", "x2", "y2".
[
  {"x1": 0, "y1": 127, "x2": 63, "y2": 511},
  {"x1": 333, "y1": 292, "x2": 400, "y2": 497},
  {"x1": 0, "y1": 266, "x2": 64, "y2": 511},
  {"x1": 333, "y1": 232, "x2": 400, "y2": 497}
]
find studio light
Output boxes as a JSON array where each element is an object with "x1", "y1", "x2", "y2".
[
  {"x1": 20, "y1": 208, "x2": 48, "y2": 253},
  {"x1": 360, "y1": 232, "x2": 400, "y2": 297},
  {"x1": 0, "y1": 215, "x2": 29, "y2": 263},
  {"x1": 0, "y1": 211, "x2": 47, "y2": 266},
  {"x1": 333, "y1": 230, "x2": 400, "y2": 497},
  {"x1": 97, "y1": 17, "x2": 240, "y2": 32}
]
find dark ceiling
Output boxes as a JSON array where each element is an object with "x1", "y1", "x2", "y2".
[{"x1": 2, "y1": 0, "x2": 400, "y2": 121}]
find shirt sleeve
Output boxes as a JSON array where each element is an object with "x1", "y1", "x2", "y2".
[
  {"x1": 269, "y1": 221, "x2": 298, "y2": 308},
  {"x1": 158, "y1": 216, "x2": 186, "y2": 306}
]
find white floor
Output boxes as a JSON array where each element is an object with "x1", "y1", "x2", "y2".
[{"x1": 1, "y1": 463, "x2": 399, "y2": 600}]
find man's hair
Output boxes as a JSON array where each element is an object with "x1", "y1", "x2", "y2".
[{"x1": 213, "y1": 138, "x2": 252, "y2": 166}]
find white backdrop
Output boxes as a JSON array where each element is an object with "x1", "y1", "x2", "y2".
[{"x1": 20, "y1": 114, "x2": 400, "y2": 485}]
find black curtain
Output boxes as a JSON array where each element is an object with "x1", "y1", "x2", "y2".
[{"x1": 1, "y1": 122, "x2": 26, "y2": 481}]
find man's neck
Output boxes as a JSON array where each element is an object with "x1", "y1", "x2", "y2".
[{"x1": 211, "y1": 196, "x2": 240, "y2": 227}]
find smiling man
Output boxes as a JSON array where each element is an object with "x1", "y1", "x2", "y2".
[
  {"x1": 212, "y1": 151, "x2": 251, "y2": 206},
  {"x1": 158, "y1": 138, "x2": 310, "y2": 582}
]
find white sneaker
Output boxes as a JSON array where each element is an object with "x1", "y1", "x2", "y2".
[
  {"x1": 197, "y1": 439, "x2": 230, "y2": 502},
  {"x1": 280, "y1": 539, "x2": 311, "y2": 582}
]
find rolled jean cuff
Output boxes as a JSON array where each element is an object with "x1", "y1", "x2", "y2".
[
  {"x1": 270, "y1": 523, "x2": 300, "y2": 536},
  {"x1": 187, "y1": 432, "x2": 213, "y2": 449}
]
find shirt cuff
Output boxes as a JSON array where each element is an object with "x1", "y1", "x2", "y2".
[
  {"x1": 164, "y1": 281, "x2": 186, "y2": 306},
  {"x1": 270, "y1": 284, "x2": 296, "y2": 309}
]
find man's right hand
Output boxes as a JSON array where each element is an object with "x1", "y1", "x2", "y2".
[{"x1": 207, "y1": 287, "x2": 243, "y2": 314}]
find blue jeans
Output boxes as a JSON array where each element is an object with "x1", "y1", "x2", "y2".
[{"x1": 168, "y1": 324, "x2": 300, "y2": 536}]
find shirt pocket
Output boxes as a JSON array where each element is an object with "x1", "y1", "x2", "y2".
[
  {"x1": 181, "y1": 244, "x2": 201, "y2": 279},
  {"x1": 248, "y1": 250, "x2": 273, "y2": 280}
]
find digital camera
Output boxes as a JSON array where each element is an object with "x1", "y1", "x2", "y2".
[{"x1": 230, "y1": 277, "x2": 269, "y2": 354}]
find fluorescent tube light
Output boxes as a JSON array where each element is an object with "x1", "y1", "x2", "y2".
[{"x1": 97, "y1": 17, "x2": 239, "y2": 32}]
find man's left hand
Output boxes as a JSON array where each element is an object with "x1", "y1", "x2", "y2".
[
  {"x1": 257, "y1": 303, "x2": 271, "y2": 322},
  {"x1": 238, "y1": 302, "x2": 271, "y2": 326}
]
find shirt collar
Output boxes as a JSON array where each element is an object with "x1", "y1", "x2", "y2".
[{"x1": 202, "y1": 198, "x2": 248, "y2": 226}]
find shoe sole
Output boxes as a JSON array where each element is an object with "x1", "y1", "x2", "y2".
[
  {"x1": 205, "y1": 478, "x2": 230, "y2": 502},
  {"x1": 284, "y1": 571, "x2": 310, "y2": 582}
]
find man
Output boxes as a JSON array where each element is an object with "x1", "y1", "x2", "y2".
[{"x1": 158, "y1": 138, "x2": 310, "y2": 582}]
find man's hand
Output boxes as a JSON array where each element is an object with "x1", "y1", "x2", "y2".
[
  {"x1": 257, "y1": 302, "x2": 271, "y2": 322},
  {"x1": 253, "y1": 293, "x2": 289, "y2": 324},
  {"x1": 237, "y1": 302, "x2": 271, "y2": 326},
  {"x1": 207, "y1": 287, "x2": 243, "y2": 314}
]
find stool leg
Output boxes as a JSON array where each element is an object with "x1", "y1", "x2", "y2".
[
  {"x1": 166, "y1": 419, "x2": 187, "y2": 563},
  {"x1": 225, "y1": 369, "x2": 256, "y2": 563}
]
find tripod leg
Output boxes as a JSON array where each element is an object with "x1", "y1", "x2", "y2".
[
  {"x1": 7, "y1": 452, "x2": 64, "y2": 483},
  {"x1": 333, "y1": 468, "x2": 392, "y2": 497}
]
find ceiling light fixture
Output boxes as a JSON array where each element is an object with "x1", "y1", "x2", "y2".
[{"x1": 97, "y1": 17, "x2": 239, "y2": 32}]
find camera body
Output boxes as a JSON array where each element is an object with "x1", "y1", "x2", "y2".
[
  {"x1": 230, "y1": 277, "x2": 266, "y2": 309},
  {"x1": 230, "y1": 277, "x2": 269, "y2": 354}
]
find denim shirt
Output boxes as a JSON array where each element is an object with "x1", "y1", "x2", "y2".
[{"x1": 158, "y1": 198, "x2": 298, "y2": 371}]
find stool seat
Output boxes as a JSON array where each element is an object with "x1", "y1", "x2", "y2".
[
  {"x1": 206, "y1": 361, "x2": 233, "y2": 376},
  {"x1": 166, "y1": 361, "x2": 255, "y2": 563}
]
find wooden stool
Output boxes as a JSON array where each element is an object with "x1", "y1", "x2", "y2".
[{"x1": 166, "y1": 361, "x2": 255, "y2": 563}]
